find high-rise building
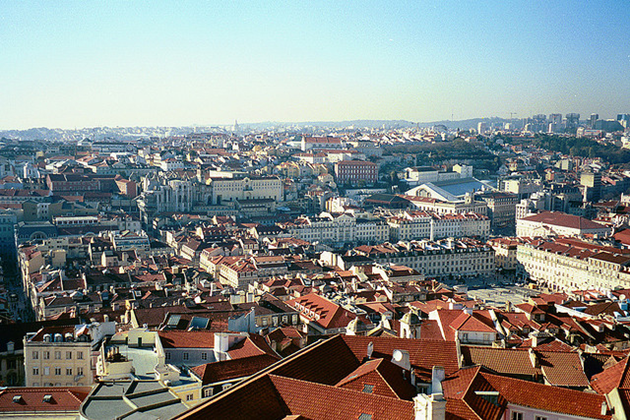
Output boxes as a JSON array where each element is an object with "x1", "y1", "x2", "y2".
[
  {"x1": 589, "y1": 113, "x2": 599, "y2": 128},
  {"x1": 565, "y1": 113, "x2": 580, "y2": 130},
  {"x1": 548, "y1": 113, "x2": 563, "y2": 133},
  {"x1": 581, "y1": 171, "x2": 601, "y2": 202},
  {"x1": 477, "y1": 122, "x2": 487, "y2": 135},
  {"x1": 549, "y1": 114, "x2": 563, "y2": 125}
]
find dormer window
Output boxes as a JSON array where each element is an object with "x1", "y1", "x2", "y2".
[{"x1": 43, "y1": 394, "x2": 53, "y2": 403}]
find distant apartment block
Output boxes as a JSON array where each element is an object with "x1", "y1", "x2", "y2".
[{"x1": 334, "y1": 160, "x2": 377, "y2": 185}]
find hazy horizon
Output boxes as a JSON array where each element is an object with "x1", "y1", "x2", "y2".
[{"x1": 2, "y1": 1, "x2": 629, "y2": 130}]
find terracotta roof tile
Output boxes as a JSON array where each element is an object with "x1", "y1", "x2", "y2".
[
  {"x1": 483, "y1": 372, "x2": 610, "y2": 419},
  {"x1": 340, "y1": 335, "x2": 460, "y2": 382},
  {"x1": 334, "y1": 358, "x2": 417, "y2": 400},
  {"x1": 0, "y1": 387, "x2": 91, "y2": 413},
  {"x1": 460, "y1": 346, "x2": 540, "y2": 379},
  {"x1": 269, "y1": 374, "x2": 414, "y2": 420},
  {"x1": 537, "y1": 351, "x2": 590, "y2": 388},
  {"x1": 591, "y1": 356, "x2": 630, "y2": 394},
  {"x1": 191, "y1": 354, "x2": 278, "y2": 384},
  {"x1": 158, "y1": 330, "x2": 214, "y2": 348}
]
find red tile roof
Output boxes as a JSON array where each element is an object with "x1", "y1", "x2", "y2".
[
  {"x1": 269, "y1": 374, "x2": 414, "y2": 419},
  {"x1": 443, "y1": 367, "x2": 611, "y2": 420},
  {"x1": 334, "y1": 357, "x2": 417, "y2": 400},
  {"x1": 483, "y1": 372, "x2": 610, "y2": 419},
  {"x1": 537, "y1": 351, "x2": 590, "y2": 388},
  {"x1": 287, "y1": 293, "x2": 361, "y2": 330},
  {"x1": 158, "y1": 330, "x2": 214, "y2": 348},
  {"x1": 450, "y1": 313, "x2": 496, "y2": 333},
  {"x1": 520, "y1": 211, "x2": 608, "y2": 231},
  {"x1": 191, "y1": 354, "x2": 278, "y2": 384},
  {"x1": 0, "y1": 387, "x2": 91, "y2": 413},
  {"x1": 340, "y1": 335, "x2": 460, "y2": 382},
  {"x1": 461, "y1": 346, "x2": 540, "y2": 379},
  {"x1": 591, "y1": 356, "x2": 630, "y2": 394},
  {"x1": 228, "y1": 334, "x2": 280, "y2": 360}
]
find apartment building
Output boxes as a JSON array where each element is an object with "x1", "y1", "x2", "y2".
[
  {"x1": 23, "y1": 321, "x2": 115, "y2": 387},
  {"x1": 217, "y1": 256, "x2": 289, "y2": 289},
  {"x1": 353, "y1": 238, "x2": 495, "y2": 280},
  {"x1": 334, "y1": 160, "x2": 378, "y2": 185},
  {"x1": 208, "y1": 176, "x2": 283, "y2": 205},
  {"x1": 516, "y1": 211, "x2": 611, "y2": 238},
  {"x1": 477, "y1": 191, "x2": 519, "y2": 230},
  {"x1": 280, "y1": 213, "x2": 389, "y2": 246},
  {"x1": 516, "y1": 237, "x2": 630, "y2": 291},
  {"x1": 387, "y1": 210, "x2": 490, "y2": 241}
]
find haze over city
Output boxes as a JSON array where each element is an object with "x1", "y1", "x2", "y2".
[{"x1": 2, "y1": 0, "x2": 630, "y2": 130}]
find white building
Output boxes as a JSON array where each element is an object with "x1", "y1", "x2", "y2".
[
  {"x1": 353, "y1": 238, "x2": 495, "y2": 280},
  {"x1": 516, "y1": 211, "x2": 611, "y2": 238},
  {"x1": 387, "y1": 210, "x2": 490, "y2": 241},
  {"x1": 280, "y1": 213, "x2": 389, "y2": 246},
  {"x1": 516, "y1": 237, "x2": 630, "y2": 292},
  {"x1": 24, "y1": 321, "x2": 115, "y2": 387},
  {"x1": 208, "y1": 176, "x2": 283, "y2": 206}
]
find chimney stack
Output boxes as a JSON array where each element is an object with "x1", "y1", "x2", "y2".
[{"x1": 431, "y1": 366, "x2": 445, "y2": 396}]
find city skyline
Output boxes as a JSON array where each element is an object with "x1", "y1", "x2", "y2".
[{"x1": 2, "y1": 0, "x2": 629, "y2": 130}]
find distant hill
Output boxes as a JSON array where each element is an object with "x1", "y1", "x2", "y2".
[{"x1": 0, "y1": 117, "x2": 521, "y2": 140}]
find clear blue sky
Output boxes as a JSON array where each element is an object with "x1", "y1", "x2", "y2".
[{"x1": 1, "y1": 1, "x2": 629, "y2": 129}]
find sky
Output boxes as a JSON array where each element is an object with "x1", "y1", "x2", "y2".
[{"x1": 1, "y1": 1, "x2": 629, "y2": 129}]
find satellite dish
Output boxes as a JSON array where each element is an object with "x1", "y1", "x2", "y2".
[{"x1": 393, "y1": 349, "x2": 403, "y2": 362}]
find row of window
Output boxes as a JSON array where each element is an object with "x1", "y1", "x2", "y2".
[
  {"x1": 32, "y1": 350, "x2": 84, "y2": 360},
  {"x1": 32, "y1": 367, "x2": 84, "y2": 376}
]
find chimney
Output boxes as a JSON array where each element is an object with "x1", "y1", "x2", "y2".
[
  {"x1": 601, "y1": 401, "x2": 608, "y2": 416},
  {"x1": 413, "y1": 393, "x2": 446, "y2": 420},
  {"x1": 431, "y1": 366, "x2": 445, "y2": 396},
  {"x1": 528, "y1": 348, "x2": 539, "y2": 368}
]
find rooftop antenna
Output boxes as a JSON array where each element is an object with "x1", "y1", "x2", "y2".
[{"x1": 509, "y1": 112, "x2": 517, "y2": 127}]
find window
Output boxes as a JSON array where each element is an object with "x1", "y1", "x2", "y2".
[
  {"x1": 43, "y1": 367, "x2": 50, "y2": 376},
  {"x1": 32, "y1": 351, "x2": 39, "y2": 360},
  {"x1": 166, "y1": 352, "x2": 171, "y2": 360},
  {"x1": 183, "y1": 352, "x2": 189, "y2": 361},
  {"x1": 201, "y1": 352, "x2": 207, "y2": 360},
  {"x1": 66, "y1": 351, "x2": 72, "y2": 360},
  {"x1": 43, "y1": 351, "x2": 50, "y2": 360},
  {"x1": 362, "y1": 384, "x2": 374, "y2": 394},
  {"x1": 33, "y1": 367, "x2": 39, "y2": 376},
  {"x1": 222, "y1": 383, "x2": 232, "y2": 391},
  {"x1": 55, "y1": 367, "x2": 61, "y2": 376},
  {"x1": 511, "y1": 413, "x2": 523, "y2": 420},
  {"x1": 535, "y1": 417, "x2": 547, "y2": 420},
  {"x1": 77, "y1": 367, "x2": 84, "y2": 376},
  {"x1": 77, "y1": 352, "x2": 83, "y2": 360},
  {"x1": 186, "y1": 394, "x2": 193, "y2": 401},
  {"x1": 55, "y1": 351, "x2": 61, "y2": 360},
  {"x1": 66, "y1": 368, "x2": 72, "y2": 376}
]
